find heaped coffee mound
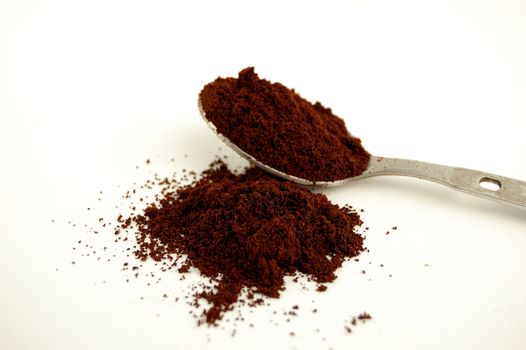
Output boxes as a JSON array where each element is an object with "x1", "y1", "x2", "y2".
[
  {"x1": 199, "y1": 67, "x2": 370, "y2": 182},
  {"x1": 119, "y1": 161, "x2": 364, "y2": 325}
]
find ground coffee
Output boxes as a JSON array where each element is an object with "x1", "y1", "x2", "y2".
[
  {"x1": 199, "y1": 67, "x2": 370, "y2": 182},
  {"x1": 119, "y1": 160, "x2": 364, "y2": 324}
]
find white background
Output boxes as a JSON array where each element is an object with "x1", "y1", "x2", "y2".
[{"x1": 1, "y1": 1, "x2": 526, "y2": 349}]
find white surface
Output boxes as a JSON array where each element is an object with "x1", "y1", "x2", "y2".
[{"x1": 1, "y1": 1, "x2": 526, "y2": 349}]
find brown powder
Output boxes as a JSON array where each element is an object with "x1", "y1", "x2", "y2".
[
  {"x1": 199, "y1": 67, "x2": 370, "y2": 182},
  {"x1": 120, "y1": 160, "x2": 364, "y2": 324},
  {"x1": 345, "y1": 311, "x2": 373, "y2": 333}
]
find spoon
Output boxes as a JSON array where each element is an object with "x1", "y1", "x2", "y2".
[{"x1": 198, "y1": 99, "x2": 526, "y2": 208}]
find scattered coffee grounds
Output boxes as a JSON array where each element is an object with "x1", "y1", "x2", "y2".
[
  {"x1": 345, "y1": 312, "x2": 372, "y2": 333},
  {"x1": 357, "y1": 312, "x2": 372, "y2": 321},
  {"x1": 199, "y1": 67, "x2": 370, "y2": 182},
  {"x1": 119, "y1": 160, "x2": 365, "y2": 324}
]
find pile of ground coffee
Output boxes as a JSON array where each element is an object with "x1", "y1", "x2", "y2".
[
  {"x1": 119, "y1": 160, "x2": 364, "y2": 324},
  {"x1": 199, "y1": 67, "x2": 370, "y2": 182}
]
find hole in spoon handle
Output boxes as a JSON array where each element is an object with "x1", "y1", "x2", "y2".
[{"x1": 479, "y1": 177, "x2": 502, "y2": 192}]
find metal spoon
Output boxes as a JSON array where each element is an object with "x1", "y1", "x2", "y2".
[{"x1": 198, "y1": 99, "x2": 526, "y2": 208}]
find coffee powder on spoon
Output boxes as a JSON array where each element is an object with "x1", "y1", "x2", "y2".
[{"x1": 199, "y1": 67, "x2": 370, "y2": 182}]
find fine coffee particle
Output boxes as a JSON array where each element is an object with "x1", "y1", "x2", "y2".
[
  {"x1": 199, "y1": 67, "x2": 370, "y2": 182},
  {"x1": 357, "y1": 312, "x2": 372, "y2": 321},
  {"x1": 345, "y1": 312, "x2": 372, "y2": 334}
]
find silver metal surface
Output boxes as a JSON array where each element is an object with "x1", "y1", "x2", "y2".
[
  {"x1": 199, "y1": 98, "x2": 526, "y2": 208},
  {"x1": 357, "y1": 156, "x2": 526, "y2": 208}
]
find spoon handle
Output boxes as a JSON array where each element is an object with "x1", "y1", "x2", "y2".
[{"x1": 363, "y1": 156, "x2": 526, "y2": 208}]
